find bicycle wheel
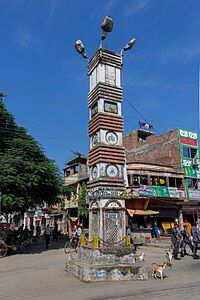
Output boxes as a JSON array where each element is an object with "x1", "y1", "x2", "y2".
[
  {"x1": 64, "y1": 240, "x2": 72, "y2": 254},
  {"x1": 20, "y1": 239, "x2": 32, "y2": 253},
  {"x1": 0, "y1": 242, "x2": 7, "y2": 258}
]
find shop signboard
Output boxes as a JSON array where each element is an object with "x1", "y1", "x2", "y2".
[
  {"x1": 152, "y1": 186, "x2": 170, "y2": 198},
  {"x1": 188, "y1": 190, "x2": 200, "y2": 201},
  {"x1": 184, "y1": 166, "x2": 197, "y2": 177},
  {"x1": 139, "y1": 185, "x2": 153, "y2": 197},
  {"x1": 168, "y1": 187, "x2": 180, "y2": 198},
  {"x1": 178, "y1": 129, "x2": 198, "y2": 140},
  {"x1": 88, "y1": 187, "x2": 122, "y2": 200}
]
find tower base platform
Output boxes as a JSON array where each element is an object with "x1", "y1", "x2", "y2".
[{"x1": 65, "y1": 246, "x2": 151, "y2": 282}]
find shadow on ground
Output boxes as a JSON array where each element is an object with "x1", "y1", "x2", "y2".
[{"x1": 5, "y1": 235, "x2": 67, "y2": 257}]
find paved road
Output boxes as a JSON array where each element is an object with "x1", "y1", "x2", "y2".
[{"x1": 0, "y1": 239, "x2": 200, "y2": 300}]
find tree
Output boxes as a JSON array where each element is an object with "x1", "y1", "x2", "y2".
[
  {"x1": 0, "y1": 98, "x2": 62, "y2": 213},
  {"x1": 77, "y1": 182, "x2": 88, "y2": 222}
]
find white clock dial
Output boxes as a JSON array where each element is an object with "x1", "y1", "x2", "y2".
[
  {"x1": 106, "y1": 165, "x2": 118, "y2": 178},
  {"x1": 92, "y1": 133, "x2": 99, "y2": 146},
  {"x1": 106, "y1": 131, "x2": 118, "y2": 145},
  {"x1": 92, "y1": 166, "x2": 98, "y2": 179}
]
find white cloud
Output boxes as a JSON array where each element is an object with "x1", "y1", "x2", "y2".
[
  {"x1": 157, "y1": 43, "x2": 200, "y2": 64},
  {"x1": 124, "y1": 0, "x2": 151, "y2": 17}
]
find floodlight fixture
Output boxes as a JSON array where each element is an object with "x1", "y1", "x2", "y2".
[
  {"x1": 74, "y1": 40, "x2": 88, "y2": 61},
  {"x1": 100, "y1": 15, "x2": 114, "y2": 42},
  {"x1": 123, "y1": 38, "x2": 136, "y2": 51},
  {"x1": 120, "y1": 38, "x2": 136, "y2": 57}
]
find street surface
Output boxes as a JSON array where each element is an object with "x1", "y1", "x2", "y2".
[{"x1": 0, "y1": 238, "x2": 200, "y2": 300}]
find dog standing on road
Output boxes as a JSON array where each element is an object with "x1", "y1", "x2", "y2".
[
  {"x1": 165, "y1": 249, "x2": 173, "y2": 268},
  {"x1": 151, "y1": 262, "x2": 167, "y2": 282}
]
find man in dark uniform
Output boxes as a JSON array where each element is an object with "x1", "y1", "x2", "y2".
[
  {"x1": 171, "y1": 222, "x2": 181, "y2": 260},
  {"x1": 180, "y1": 224, "x2": 193, "y2": 257},
  {"x1": 191, "y1": 222, "x2": 200, "y2": 259}
]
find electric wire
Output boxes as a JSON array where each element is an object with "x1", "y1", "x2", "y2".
[{"x1": 125, "y1": 98, "x2": 198, "y2": 166}]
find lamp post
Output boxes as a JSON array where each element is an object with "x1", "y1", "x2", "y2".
[{"x1": 74, "y1": 16, "x2": 136, "y2": 243}]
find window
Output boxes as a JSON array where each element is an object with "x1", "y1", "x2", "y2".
[
  {"x1": 169, "y1": 178, "x2": 183, "y2": 188},
  {"x1": 186, "y1": 178, "x2": 198, "y2": 189},
  {"x1": 104, "y1": 101, "x2": 118, "y2": 114},
  {"x1": 169, "y1": 178, "x2": 176, "y2": 187},
  {"x1": 183, "y1": 146, "x2": 190, "y2": 158},
  {"x1": 91, "y1": 103, "x2": 98, "y2": 117},
  {"x1": 128, "y1": 175, "x2": 131, "y2": 186},
  {"x1": 191, "y1": 148, "x2": 197, "y2": 158},
  {"x1": 150, "y1": 176, "x2": 159, "y2": 185},
  {"x1": 140, "y1": 175, "x2": 148, "y2": 185},
  {"x1": 133, "y1": 175, "x2": 140, "y2": 186},
  {"x1": 183, "y1": 146, "x2": 197, "y2": 158},
  {"x1": 176, "y1": 178, "x2": 183, "y2": 188},
  {"x1": 159, "y1": 177, "x2": 166, "y2": 186},
  {"x1": 150, "y1": 176, "x2": 166, "y2": 186},
  {"x1": 128, "y1": 175, "x2": 140, "y2": 186}
]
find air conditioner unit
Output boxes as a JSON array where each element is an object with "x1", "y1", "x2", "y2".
[{"x1": 192, "y1": 158, "x2": 199, "y2": 166}]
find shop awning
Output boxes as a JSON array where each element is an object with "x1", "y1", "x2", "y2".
[{"x1": 127, "y1": 209, "x2": 159, "y2": 217}]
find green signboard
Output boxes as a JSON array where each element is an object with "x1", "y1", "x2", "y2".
[
  {"x1": 152, "y1": 186, "x2": 170, "y2": 197},
  {"x1": 139, "y1": 185, "x2": 179, "y2": 198}
]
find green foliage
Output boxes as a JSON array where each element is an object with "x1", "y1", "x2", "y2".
[
  {"x1": 0, "y1": 99, "x2": 62, "y2": 213},
  {"x1": 77, "y1": 182, "x2": 88, "y2": 220}
]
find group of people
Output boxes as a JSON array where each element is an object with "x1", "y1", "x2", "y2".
[{"x1": 171, "y1": 221, "x2": 200, "y2": 260}]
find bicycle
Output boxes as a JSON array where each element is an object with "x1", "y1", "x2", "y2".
[
  {"x1": 0, "y1": 234, "x2": 32, "y2": 258},
  {"x1": 0, "y1": 237, "x2": 8, "y2": 258},
  {"x1": 64, "y1": 235, "x2": 79, "y2": 254}
]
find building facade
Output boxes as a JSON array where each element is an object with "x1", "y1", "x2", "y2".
[{"x1": 123, "y1": 127, "x2": 200, "y2": 222}]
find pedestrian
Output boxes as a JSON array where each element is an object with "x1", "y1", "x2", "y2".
[
  {"x1": 23, "y1": 226, "x2": 30, "y2": 240},
  {"x1": 180, "y1": 224, "x2": 193, "y2": 257},
  {"x1": 30, "y1": 224, "x2": 35, "y2": 236},
  {"x1": 171, "y1": 222, "x2": 181, "y2": 260},
  {"x1": 74, "y1": 224, "x2": 82, "y2": 240},
  {"x1": 44, "y1": 224, "x2": 51, "y2": 249},
  {"x1": 153, "y1": 221, "x2": 160, "y2": 239},
  {"x1": 36, "y1": 224, "x2": 41, "y2": 237},
  {"x1": 52, "y1": 222, "x2": 58, "y2": 242},
  {"x1": 126, "y1": 227, "x2": 131, "y2": 236},
  {"x1": 191, "y1": 222, "x2": 200, "y2": 259}
]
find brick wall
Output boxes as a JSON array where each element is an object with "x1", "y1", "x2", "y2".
[{"x1": 123, "y1": 129, "x2": 181, "y2": 168}]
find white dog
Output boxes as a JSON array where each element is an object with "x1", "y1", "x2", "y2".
[
  {"x1": 165, "y1": 249, "x2": 173, "y2": 268},
  {"x1": 135, "y1": 253, "x2": 145, "y2": 262}
]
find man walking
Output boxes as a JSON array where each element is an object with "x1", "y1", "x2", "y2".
[
  {"x1": 44, "y1": 224, "x2": 51, "y2": 249},
  {"x1": 191, "y1": 222, "x2": 200, "y2": 259},
  {"x1": 171, "y1": 222, "x2": 181, "y2": 260},
  {"x1": 180, "y1": 224, "x2": 193, "y2": 257}
]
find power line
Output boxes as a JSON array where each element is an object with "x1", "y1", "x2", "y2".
[{"x1": 125, "y1": 98, "x2": 198, "y2": 163}]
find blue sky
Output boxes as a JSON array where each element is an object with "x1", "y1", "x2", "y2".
[{"x1": 0, "y1": 0, "x2": 200, "y2": 171}]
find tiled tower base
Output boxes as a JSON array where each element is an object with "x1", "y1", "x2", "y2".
[{"x1": 65, "y1": 246, "x2": 150, "y2": 282}]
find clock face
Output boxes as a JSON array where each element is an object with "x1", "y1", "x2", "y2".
[
  {"x1": 92, "y1": 133, "x2": 99, "y2": 146},
  {"x1": 92, "y1": 166, "x2": 98, "y2": 179},
  {"x1": 106, "y1": 131, "x2": 118, "y2": 145},
  {"x1": 106, "y1": 165, "x2": 118, "y2": 178}
]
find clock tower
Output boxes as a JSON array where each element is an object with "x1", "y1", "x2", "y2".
[{"x1": 87, "y1": 48, "x2": 127, "y2": 244}]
